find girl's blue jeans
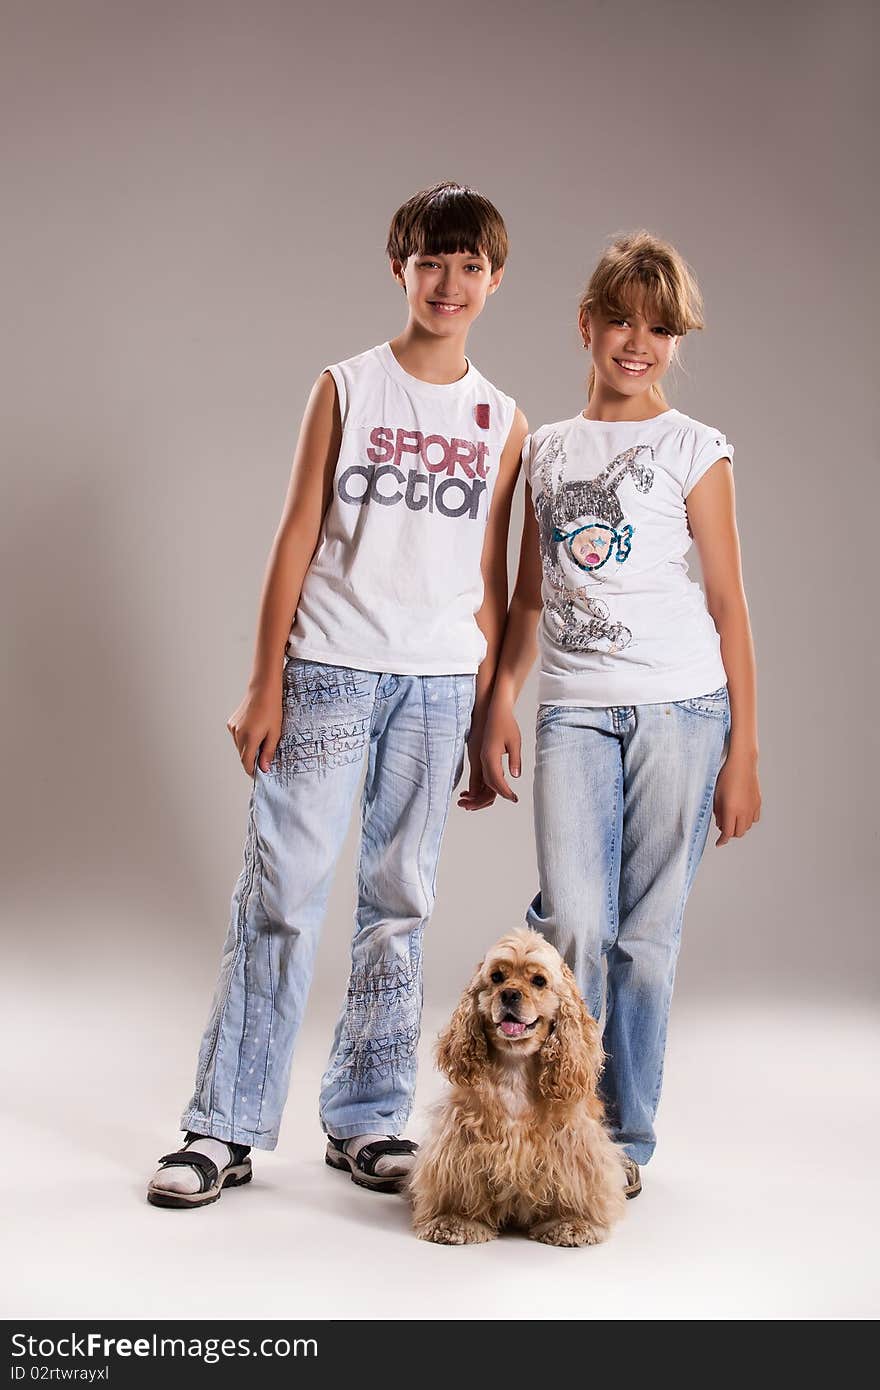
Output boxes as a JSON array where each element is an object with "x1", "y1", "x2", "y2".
[
  {"x1": 182, "y1": 658, "x2": 475, "y2": 1150},
  {"x1": 526, "y1": 687, "x2": 731, "y2": 1165}
]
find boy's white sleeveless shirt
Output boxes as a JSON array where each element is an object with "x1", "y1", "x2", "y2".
[
  {"x1": 287, "y1": 342, "x2": 516, "y2": 675},
  {"x1": 524, "y1": 408, "x2": 733, "y2": 706}
]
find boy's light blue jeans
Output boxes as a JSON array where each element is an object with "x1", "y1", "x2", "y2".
[
  {"x1": 526, "y1": 687, "x2": 730, "y2": 1165},
  {"x1": 182, "y1": 658, "x2": 474, "y2": 1150}
]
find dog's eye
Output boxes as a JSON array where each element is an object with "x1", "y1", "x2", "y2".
[
  {"x1": 532, "y1": 974, "x2": 547, "y2": 988},
  {"x1": 490, "y1": 970, "x2": 505, "y2": 984}
]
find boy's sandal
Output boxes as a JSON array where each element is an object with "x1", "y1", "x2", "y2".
[
  {"x1": 147, "y1": 1133, "x2": 253, "y2": 1209},
  {"x1": 622, "y1": 1155, "x2": 642, "y2": 1200},
  {"x1": 325, "y1": 1135, "x2": 418, "y2": 1194}
]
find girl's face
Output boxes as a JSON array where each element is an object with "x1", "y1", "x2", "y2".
[
  {"x1": 392, "y1": 250, "x2": 503, "y2": 339},
  {"x1": 583, "y1": 298, "x2": 677, "y2": 399}
]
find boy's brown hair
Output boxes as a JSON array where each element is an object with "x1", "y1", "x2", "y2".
[{"x1": 386, "y1": 181, "x2": 509, "y2": 271}]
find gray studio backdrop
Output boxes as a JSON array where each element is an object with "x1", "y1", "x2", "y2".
[{"x1": 3, "y1": 1, "x2": 876, "y2": 1034}]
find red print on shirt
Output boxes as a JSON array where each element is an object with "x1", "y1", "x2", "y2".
[
  {"x1": 474, "y1": 403, "x2": 490, "y2": 430},
  {"x1": 366, "y1": 427, "x2": 491, "y2": 478}
]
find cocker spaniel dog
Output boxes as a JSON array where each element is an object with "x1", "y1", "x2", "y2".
[{"x1": 409, "y1": 928, "x2": 627, "y2": 1246}]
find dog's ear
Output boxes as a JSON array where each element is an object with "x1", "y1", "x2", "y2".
[
  {"x1": 537, "y1": 962, "x2": 604, "y2": 1103},
  {"x1": 436, "y1": 968, "x2": 488, "y2": 1087}
]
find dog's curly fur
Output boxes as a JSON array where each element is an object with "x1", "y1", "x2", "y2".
[{"x1": 409, "y1": 928, "x2": 627, "y2": 1246}]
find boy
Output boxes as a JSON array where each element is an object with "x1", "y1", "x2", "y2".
[{"x1": 148, "y1": 182, "x2": 527, "y2": 1206}]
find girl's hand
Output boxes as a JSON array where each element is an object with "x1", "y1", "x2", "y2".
[
  {"x1": 479, "y1": 702, "x2": 522, "y2": 804},
  {"x1": 713, "y1": 754, "x2": 761, "y2": 846},
  {"x1": 226, "y1": 681, "x2": 283, "y2": 777},
  {"x1": 457, "y1": 724, "x2": 497, "y2": 811}
]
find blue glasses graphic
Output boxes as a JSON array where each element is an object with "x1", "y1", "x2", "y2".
[{"x1": 552, "y1": 520, "x2": 634, "y2": 572}]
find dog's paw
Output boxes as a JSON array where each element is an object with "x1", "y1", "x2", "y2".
[
  {"x1": 417, "y1": 1216, "x2": 496, "y2": 1245},
  {"x1": 529, "y1": 1220, "x2": 606, "y2": 1247}
]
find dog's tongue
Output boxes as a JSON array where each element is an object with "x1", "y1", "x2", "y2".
[{"x1": 501, "y1": 1020, "x2": 527, "y2": 1036}]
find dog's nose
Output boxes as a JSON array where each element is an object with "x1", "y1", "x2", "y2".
[{"x1": 500, "y1": 988, "x2": 521, "y2": 1006}]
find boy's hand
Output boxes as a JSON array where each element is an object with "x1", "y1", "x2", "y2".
[
  {"x1": 713, "y1": 754, "x2": 761, "y2": 845},
  {"x1": 480, "y1": 703, "x2": 522, "y2": 804},
  {"x1": 226, "y1": 681, "x2": 283, "y2": 778}
]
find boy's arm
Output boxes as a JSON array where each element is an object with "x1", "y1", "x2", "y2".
[
  {"x1": 458, "y1": 407, "x2": 528, "y2": 809},
  {"x1": 476, "y1": 482, "x2": 544, "y2": 803},
  {"x1": 227, "y1": 371, "x2": 341, "y2": 775},
  {"x1": 473, "y1": 408, "x2": 529, "y2": 712},
  {"x1": 686, "y1": 457, "x2": 762, "y2": 844},
  {"x1": 489, "y1": 480, "x2": 543, "y2": 709}
]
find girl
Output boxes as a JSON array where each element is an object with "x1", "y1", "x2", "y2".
[{"x1": 476, "y1": 231, "x2": 761, "y2": 1198}]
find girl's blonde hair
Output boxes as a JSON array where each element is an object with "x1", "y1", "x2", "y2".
[{"x1": 579, "y1": 231, "x2": 704, "y2": 405}]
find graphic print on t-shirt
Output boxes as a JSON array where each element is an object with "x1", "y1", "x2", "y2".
[
  {"x1": 535, "y1": 434, "x2": 655, "y2": 652},
  {"x1": 336, "y1": 424, "x2": 493, "y2": 522}
]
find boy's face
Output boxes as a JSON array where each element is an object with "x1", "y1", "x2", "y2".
[
  {"x1": 584, "y1": 296, "x2": 677, "y2": 398},
  {"x1": 391, "y1": 250, "x2": 503, "y2": 338}
]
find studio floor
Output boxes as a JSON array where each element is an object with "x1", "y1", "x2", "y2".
[{"x1": 4, "y1": 964, "x2": 876, "y2": 1322}]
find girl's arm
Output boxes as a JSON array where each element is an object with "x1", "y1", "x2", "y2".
[
  {"x1": 686, "y1": 458, "x2": 762, "y2": 845},
  {"x1": 226, "y1": 372, "x2": 341, "y2": 776},
  {"x1": 467, "y1": 483, "x2": 543, "y2": 805},
  {"x1": 458, "y1": 408, "x2": 529, "y2": 811}
]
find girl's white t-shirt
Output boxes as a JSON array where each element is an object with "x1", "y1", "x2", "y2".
[
  {"x1": 524, "y1": 408, "x2": 733, "y2": 706},
  {"x1": 287, "y1": 342, "x2": 516, "y2": 675}
]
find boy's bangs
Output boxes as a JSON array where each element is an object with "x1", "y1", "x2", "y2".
[
  {"x1": 414, "y1": 213, "x2": 487, "y2": 262},
  {"x1": 412, "y1": 201, "x2": 502, "y2": 266},
  {"x1": 388, "y1": 183, "x2": 509, "y2": 269}
]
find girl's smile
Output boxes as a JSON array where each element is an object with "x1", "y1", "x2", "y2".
[{"x1": 613, "y1": 356, "x2": 653, "y2": 377}]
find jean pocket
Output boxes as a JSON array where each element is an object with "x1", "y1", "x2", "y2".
[
  {"x1": 536, "y1": 703, "x2": 566, "y2": 732},
  {"x1": 283, "y1": 658, "x2": 371, "y2": 708},
  {"x1": 677, "y1": 685, "x2": 729, "y2": 718}
]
